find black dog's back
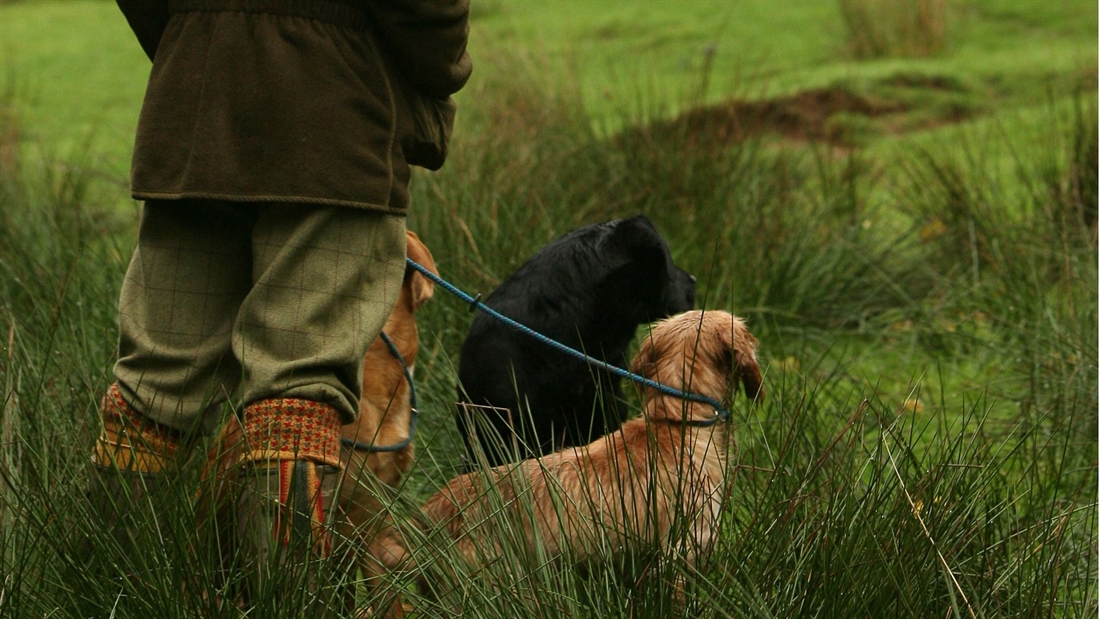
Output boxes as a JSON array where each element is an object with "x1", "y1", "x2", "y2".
[{"x1": 456, "y1": 215, "x2": 695, "y2": 468}]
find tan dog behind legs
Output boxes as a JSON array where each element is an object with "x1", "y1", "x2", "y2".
[
  {"x1": 419, "y1": 310, "x2": 763, "y2": 598},
  {"x1": 207, "y1": 231, "x2": 437, "y2": 617},
  {"x1": 336, "y1": 230, "x2": 437, "y2": 617}
]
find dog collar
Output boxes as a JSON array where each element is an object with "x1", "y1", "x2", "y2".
[
  {"x1": 341, "y1": 331, "x2": 419, "y2": 453},
  {"x1": 681, "y1": 411, "x2": 729, "y2": 427}
]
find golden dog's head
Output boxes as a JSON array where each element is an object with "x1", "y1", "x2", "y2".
[
  {"x1": 349, "y1": 230, "x2": 438, "y2": 486},
  {"x1": 630, "y1": 310, "x2": 763, "y2": 423}
]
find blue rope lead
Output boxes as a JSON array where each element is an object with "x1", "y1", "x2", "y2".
[{"x1": 405, "y1": 257, "x2": 730, "y2": 426}]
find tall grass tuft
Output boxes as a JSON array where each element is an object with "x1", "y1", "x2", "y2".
[
  {"x1": 838, "y1": 0, "x2": 950, "y2": 59},
  {"x1": 723, "y1": 379, "x2": 1096, "y2": 616},
  {"x1": 899, "y1": 94, "x2": 1098, "y2": 438}
]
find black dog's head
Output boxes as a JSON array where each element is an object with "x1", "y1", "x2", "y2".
[
  {"x1": 484, "y1": 214, "x2": 695, "y2": 327},
  {"x1": 598, "y1": 215, "x2": 695, "y2": 323},
  {"x1": 457, "y1": 214, "x2": 696, "y2": 465}
]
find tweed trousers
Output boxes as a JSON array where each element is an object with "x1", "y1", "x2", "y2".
[{"x1": 112, "y1": 199, "x2": 406, "y2": 434}]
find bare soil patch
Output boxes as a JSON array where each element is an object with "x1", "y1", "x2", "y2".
[{"x1": 632, "y1": 81, "x2": 977, "y2": 148}]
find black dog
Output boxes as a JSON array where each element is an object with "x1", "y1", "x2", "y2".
[{"x1": 456, "y1": 215, "x2": 695, "y2": 468}]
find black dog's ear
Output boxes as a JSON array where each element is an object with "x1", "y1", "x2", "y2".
[{"x1": 605, "y1": 215, "x2": 667, "y2": 264}]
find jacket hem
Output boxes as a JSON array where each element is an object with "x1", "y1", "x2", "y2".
[{"x1": 131, "y1": 190, "x2": 408, "y2": 215}]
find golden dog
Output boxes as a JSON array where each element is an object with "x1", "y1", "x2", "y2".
[
  {"x1": 207, "y1": 230, "x2": 436, "y2": 617},
  {"x1": 345, "y1": 229, "x2": 436, "y2": 490},
  {"x1": 336, "y1": 230, "x2": 435, "y2": 617},
  {"x1": 418, "y1": 309, "x2": 763, "y2": 594}
]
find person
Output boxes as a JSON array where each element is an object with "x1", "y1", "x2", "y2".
[{"x1": 88, "y1": 0, "x2": 472, "y2": 596}]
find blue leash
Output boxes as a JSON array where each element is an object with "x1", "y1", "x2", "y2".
[
  {"x1": 405, "y1": 257, "x2": 730, "y2": 426},
  {"x1": 341, "y1": 331, "x2": 419, "y2": 453}
]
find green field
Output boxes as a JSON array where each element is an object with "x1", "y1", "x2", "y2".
[{"x1": 1, "y1": 1, "x2": 1097, "y2": 617}]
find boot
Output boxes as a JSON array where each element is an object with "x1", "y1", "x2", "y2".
[
  {"x1": 235, "y1": 398, "x2": 344, "y2": 606},
  {"x1": 87, "y1": 383, "x2": 181, "y2": 538}
]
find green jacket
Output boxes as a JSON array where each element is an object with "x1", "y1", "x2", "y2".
[{"x1": 117, "y1": 0, "x2": 472, "y2": 213}]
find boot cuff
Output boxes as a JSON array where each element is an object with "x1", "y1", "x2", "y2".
[
  {"x1": 91, "y1": 383, "x2": 181, "y2": 473},
  {"x1": 241, "y1": 399, "x2": 342, "y2": 468}
]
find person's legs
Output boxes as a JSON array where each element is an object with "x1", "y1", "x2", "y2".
[
  {"x1": 237, "y1": 204, "x2": 406, "y2": 421},
  {"x1": 88, "y1": 199, "x2": 406, "y2": 597},
  {"x1": 90, "y1": 199, "x2": 255, "y2": 536},
  {"x1": 232, "y1": 204, "x2": 406, "y2": 593},
  {"x1": 112, "y1": 200, "x2": 254, "y2": 430}
]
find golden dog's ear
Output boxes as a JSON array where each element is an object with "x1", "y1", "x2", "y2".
[
  {"x1": 730, "y1": 317, "x2": 764, "y2": 401},
  {"x1": 405, "y1": 231, "x2": 437, "y2": 309}
]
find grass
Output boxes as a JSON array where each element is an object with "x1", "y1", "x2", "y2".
[
  {"x1": 0, "y1": 0, "x2": 1097, "y2": 617},
  {"x1": 838, "y1": 0, "x2": 949, "y2": 59}
]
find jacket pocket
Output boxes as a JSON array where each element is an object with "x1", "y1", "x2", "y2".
[{"x1": 400, "y1": 89, "x2": 456, "y2": 172}]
